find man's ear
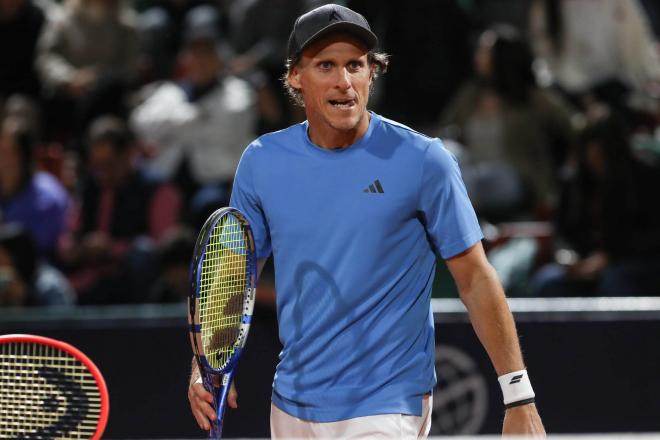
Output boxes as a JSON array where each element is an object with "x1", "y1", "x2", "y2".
[{"x1": 288, "y1": 66, "x2": 302, "y2": 89}]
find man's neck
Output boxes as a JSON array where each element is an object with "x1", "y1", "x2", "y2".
[{"x1": 308, "y1": 112, "x2": 370, "y2": 149}]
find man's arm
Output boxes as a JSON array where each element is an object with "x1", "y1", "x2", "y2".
[
  {"x1": 446, "y1": 242, "x2": 546, "y2": 436},
  {"x1": 188, "y1": 257, "x2": 269, "y2": 431}
]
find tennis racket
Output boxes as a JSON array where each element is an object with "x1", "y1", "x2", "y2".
[
  {"x1": 0, "y1": 334, "x2": 109, "y2": 439},
  {"x1": 188, "y1": 207, "x2": 257, "y2": 438}
]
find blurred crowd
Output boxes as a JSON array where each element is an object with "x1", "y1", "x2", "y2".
[{"x1": 1, "y1": 0, "x2": 660, "y2": 307}]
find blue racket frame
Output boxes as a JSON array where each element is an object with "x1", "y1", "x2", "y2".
[{"x1": 188, "y1": 207, "x2": 257, "y2": 439}]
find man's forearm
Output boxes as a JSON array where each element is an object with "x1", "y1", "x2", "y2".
[
  {"x1": 459, "y1": 263, "x2": 525, "y2": 375},
  {"x1": 448, "y1": 244, "x2": 545, "y2": 433}
]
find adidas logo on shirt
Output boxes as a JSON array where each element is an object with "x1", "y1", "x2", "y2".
[{"x1": 363, "y1": 179, "x2": 384, "y2": 194}]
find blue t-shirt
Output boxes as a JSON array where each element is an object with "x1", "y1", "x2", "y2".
[{"x1": 230, "y1": 112, "x2": 482, "y2": 422}]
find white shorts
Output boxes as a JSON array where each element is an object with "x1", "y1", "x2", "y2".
[{"x1": 270, "y1": 394, "x2": 432, "y2": 439}]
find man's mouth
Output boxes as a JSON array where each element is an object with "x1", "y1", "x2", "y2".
[{"x1": 328, "y1": 99, "x2": 356, "y2": 109}]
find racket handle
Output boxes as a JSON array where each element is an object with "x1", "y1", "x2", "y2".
[
  {"x1": 206, "y1": 369, "x2": 235, "y2": 439},
  {"x1": 201, "y1": 372, "x2": 220, "y2": 439}
]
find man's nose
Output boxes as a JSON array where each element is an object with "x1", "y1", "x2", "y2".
[{"x1": 335, "y1": 68, "x2": 351, "y2": 90}]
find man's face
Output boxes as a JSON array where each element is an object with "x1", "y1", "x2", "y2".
[{"x1": 288, "y1": 33, "x2": 373, "y2": 144}]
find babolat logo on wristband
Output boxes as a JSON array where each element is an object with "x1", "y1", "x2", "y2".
[
  {"x1": 498, "y1": 369, "x2": 535, "y2": 408},
  {"x1": 509, "y1": 374, "x2": 524, "y2": 384}
]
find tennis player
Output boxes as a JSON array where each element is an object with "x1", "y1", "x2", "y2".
[{"x1": 188, "y1": 4, "x2": 545, "y2": 438}]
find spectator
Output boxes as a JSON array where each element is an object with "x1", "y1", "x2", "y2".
[
  {"x1": 2, "y1": 94, "x2": 42, "y2": 137},
  {"x1": 137, "y1": 1, "x2": 224, "y2": 81},
  {"x1": 36, "y1": 0, "x2": 140, "y2": 140},
  {"x1": 348, "y1": 0, "x2": 474, "y2": 129},
  {"x1": 229, "y1": 0, "x2": 302, "y2": 72},
  {"x1": 0, "y1": 223, "x2": 74, "y2": 306},
  {"x1": 147, "y1": 227, "x2": 195, "y2": 303},
  {"x1": 0, "y1": 115, "x2": 70, "y2": 261},
  {"x1": 130, "y1": 13, "x2": 257, "y2": 211},
  {"x1": 469, "y1": 0, "x2": 530, "y2": 33},
  {"x1": 441, "y1": 24, "x2": 578, "y2": 221},
  {"x1": 529, "y1": 0, "x2": 660, "y2": 112},
  {"x1": 59, "y1": 115, "x2": 181, "y2": 303},
  {"x1": 227, "y1": 0, "x2": 305, "y2": 131},
  {"x1": 531, "y1": 111, "x2": 660, "y2": 296}
]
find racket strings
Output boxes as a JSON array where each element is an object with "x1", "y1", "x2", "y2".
[
  {"x1": 0, "y1": 342, "x2": 101, "y2": 439},
  {"x1": 199, "y1": 214, "x2": 249, "y2": 369}
]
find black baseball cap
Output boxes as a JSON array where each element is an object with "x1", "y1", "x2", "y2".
[{"x1": 287, "y1": 4, "x2": 378, "y2": 61}]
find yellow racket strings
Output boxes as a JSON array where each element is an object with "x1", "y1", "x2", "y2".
[
  {"x1": 199, "y1": 214, "x2": 249, "y2": 369},
  {"x1": 0, "y1": 342, "x2": 101, "y2": 439}
]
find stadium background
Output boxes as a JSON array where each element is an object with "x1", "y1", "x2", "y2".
[{"x1": 1, "y1": 0, "x2": 660, "y2": 437}]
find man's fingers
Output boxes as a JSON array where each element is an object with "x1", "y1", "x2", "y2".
[
  {"x1": 189, "y1": 386, "x2": 211, "y2": 430},
  {"x1": 191, "y1": 406, "x2": 210, "y2": 431},
  {"x1": 191, "y1": 381, "x2": 214, "y2": 404},
  {"x1": 188, "y1": 383, "x2": 217, "y2": 431},
  {"x1": 188, "y1": 375, "x2": 237, "y2": 433},
  {"x1": 194, "y1": 386, "x2": 217, "y2": 420},
  {"x1": 200, "y1": 387, "x2": 214, "y2": 404}
]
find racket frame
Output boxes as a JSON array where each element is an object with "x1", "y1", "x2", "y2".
[
  {"x1": 188, "y1": 207, "x2": 257, "y2": 438},
  {"x1": 0, "y1": 333, "x2": 110, "y2": 440}
]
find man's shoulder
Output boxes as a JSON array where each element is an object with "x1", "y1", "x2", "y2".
[
  {"x1": 376, "y1": 114, "x2": 434, "y2": 139},
  {"x1": 374, "y1": 113, "x2": 436, "y2": 148},
  {"x1": 372, "y1": 113, "x2": 440, "y2": 159},
  {"x1": 245, "y1": 123, "x2": 305, "y2": 155},
  {"x1": 373, "y1": 114, "x2": 459, "y2": 173}
]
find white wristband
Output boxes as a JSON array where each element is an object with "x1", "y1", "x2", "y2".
[{"x1": 498, "y1": 369, "x2": 535, "y2": 407}]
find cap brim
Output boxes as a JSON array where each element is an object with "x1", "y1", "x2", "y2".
[{"x1": 298, "y1": 21, "x2": 378, "y2": 55}]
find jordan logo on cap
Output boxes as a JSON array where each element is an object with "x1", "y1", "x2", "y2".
[{"x1": 329, "y1": 10, "x2": 341, "y2": 22}]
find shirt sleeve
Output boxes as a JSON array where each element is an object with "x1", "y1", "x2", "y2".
[
  {"x1": 230, "y1": 143, "x2": 272, "y2": 259},
  {"x1": 418, "y1": 139, "x2": 483, "y2": 259}
]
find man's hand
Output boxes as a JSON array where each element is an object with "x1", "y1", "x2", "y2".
[
  {"x1": 503, "y1": 403, "x2": 546, "y2": 437},
  {"x1": 188, "y1": 376, "x2": 238, "y2": 431}
]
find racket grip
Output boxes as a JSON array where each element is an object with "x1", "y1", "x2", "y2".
[
  {"x1": 201, "y1": 372, "x2": 220, "y2": 439},
  {"x1": 206, "y1": 369, "x2": 234, "y2": 439}
]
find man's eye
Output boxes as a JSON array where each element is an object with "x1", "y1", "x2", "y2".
[
  {"x1": 348, "y1": 61, "x2": 363, "y2": 71},
  {"x1": 319, "y1": 62, "x2": 332, "y2": 70}
]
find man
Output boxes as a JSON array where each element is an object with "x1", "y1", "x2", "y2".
[
  {"x1": 58, "y1": 116, "x2": 180, "y2": 304},
  {"x1": 0, "y1": 116, "x2": 70, "y2": 262},
  {"x1": 130, "y1": 7, "x2": 257, "y2": 208},
  {"x1": 0, "y1": 223, "x2": 74, "y2": 307},
  {"x1": 188, "y1": 4, "x2": 545, "y2": 438},
  {"x1": 36, "y1": 0, "x2": 139, "y2": 137}
]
